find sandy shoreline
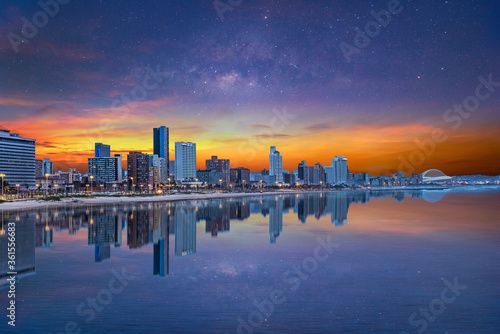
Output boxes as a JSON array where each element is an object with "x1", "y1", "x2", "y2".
[
  {"x1": 0, "y1": 191, "x2": 307, "y2": 212},
  {"x1": 0, "y1": 185, "x2": 494, "y2": 212}
]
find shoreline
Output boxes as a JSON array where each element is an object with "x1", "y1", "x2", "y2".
[
  {"x1": 0, "y1": 185, "x2": 496, "y2": 212},
  {"x1": 0, "y1": 191, "x2": 306, "y2": 212}
]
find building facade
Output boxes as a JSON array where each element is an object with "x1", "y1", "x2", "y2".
[
  {"x1": 0, "y1": 129, "x2": 36, "y2": 187},
  {"x1": 88, "y1": 157, "x2": 122, "y2": 183},
  {"x1": 196, "y1": 169, "x2": 223, "y2": 185},
  {"x1": 269, "y1": 146, "x2": 283, "y2": 183},
  {"x1": 35, "y1": 159, "x2": 43, "y2": 178},
  {"x1": 127, "y1": 152, "x2": 150, "y2": 187},
  {"x1": 153, "y1": 126, "x2": 169, "y2": 179},
  {"x1": 175, "y1": 142, "x2": 196, "y2": 181},
  {"x1": 206, "y1": 156, "x2": 230, "y2": 185},
  {"x1": 333, "y1": 156, "x2": 348, "y2": 185},
  {"x1": 232, "y1": 167, "x2": 250, "y2": 186},
  {"x1": 95, "y1": 143, "x2": 111, "y2": 158},
  {"x1": 42, "y1": 158, "x2": 53, "y2": 176}
]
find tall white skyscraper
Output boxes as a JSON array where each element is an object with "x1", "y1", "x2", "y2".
[
  {"x1": 269, "y1": 146, "x2": 283, "y2": 183},
  {"x1": 333, "y1": 156, "x2": 348, "y2": 184},
  {"x1": 175, "y1": 142, "x2": 196, "y2": 181}
]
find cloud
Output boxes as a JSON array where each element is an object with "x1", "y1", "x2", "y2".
[
  {"x1": 253, "y1": 133, "x2": 290, "y2": 139},
  {"x1": 303, "y1": 123, "x2": 334, "y2": 131}
]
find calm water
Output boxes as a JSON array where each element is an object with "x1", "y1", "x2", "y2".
[{"x1": 1, "y1": 189, "x2": 500, "y2": 334}]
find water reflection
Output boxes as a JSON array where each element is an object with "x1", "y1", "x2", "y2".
[{"x1": 0, "y1": 190, "x2": 444, "y2": 284}]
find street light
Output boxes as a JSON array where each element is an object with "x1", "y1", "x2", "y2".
[
  {"x1": 130, "y1": 177, "x2": 134, "y2": 193},
  {"x1": 89, "y1": 175, "x2": 94, "y2": 195},
  {"x1": 45, "y1": 173, "x2": 49, "y2": 196},
  {"x1": 219, "y1": 179, "x2": 222, "y2": 191},
  {"x1": 167, "y1": 178, "x2": 171, "y2": 194},
  {"x1": 195, "y1": 178, "x2": 198, "y2": 192},
  {"x1": 242, "y1": 179, "x2": 245, "y2": 191}
]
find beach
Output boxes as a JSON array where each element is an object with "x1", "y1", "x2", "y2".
[{"x1": 0, "y1": 191, "x2": 303, "y2": 211}]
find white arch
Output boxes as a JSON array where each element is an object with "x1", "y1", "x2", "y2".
[{"x1": 422, "y1": 169, "x2": 447, "y2": 177}]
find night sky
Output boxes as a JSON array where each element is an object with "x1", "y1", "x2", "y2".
[{"x1": 0, "y1": 0, "x2": 499, "y2": 175}]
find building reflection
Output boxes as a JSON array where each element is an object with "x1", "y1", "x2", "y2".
[
  {"x1": 0, "y1": 190, "x2": 443, "y2": 282},
  {"x1": 0, "y1": 212, "x2": 36, "y2": 286},
  {"x1": 175, "y1": 205, "x2": 197, "y2": 257}
]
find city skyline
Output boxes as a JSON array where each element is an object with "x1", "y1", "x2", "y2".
[{"x1": 1, "y1": 1, "x2": 499, "y2": 176}]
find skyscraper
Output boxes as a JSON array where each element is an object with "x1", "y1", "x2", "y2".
[
  {"x1": 298, "y1": 160, "x2": 308, "y2": 184},
  {"x1": 95, "y1": 143, "x2": 111, "y2": 158},
  {"x1": 175, "y1": 142, "x2": 196, "y2": 181},
  {"x1": 127, "y1": 152, "x2": 150, "y2": 187},
  {"x1": 333, "y1": 156, "x2": 348, "y2": 185},
  {"x1": 42, "y1": 158, "x2": 53, "y2": 176},
  {"x1": 153, "y1": 126, "x2": 169, "y2": 179},
  {"x1": 149, "y1": 154, "x2": 167, "y2": 186},
  {"x1": 35, "y1": 159, "x2": 43, "y2": 178},
  {"x1": 269, "y1": 146, "x2": 283, "y2": 183}
]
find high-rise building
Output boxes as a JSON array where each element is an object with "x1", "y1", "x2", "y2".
[
  {"x1": 95, "y1": 143, "x2": 111, "y2": 158},
  {"x1": 325, "y1": 165, "x2": 335, "y2": 185},
  {"x1": 149, "y1": 154, "x2": 167, "y2": 185},
  {"x1": 175, "y1": 142, "x2": 196, "y2": 181},
  {"x1": 42, "y1": 158, "x2": 53, "y2": 176},
  {"x1": 332, "y1": 156, "x2": 348, "y2": 185},
  {"x1": 298, "y1": 161, "x2": 314, "y2": 185},
  {"x1": 314, "y1": 163, "x2": 326, "y2": 186},
  {"x1": 298, "y1": 161, "x2": 308, "y2": 182},
  {"x1": 206, "y1": 156, "x2": 230, "y2": 185},
  {"x1": 114, "y1": 154, "x2": 123, "y2": 180},
  {"x1": 88, "y1": 157, "x2": 122, "y2": 183},
  {"x1": 127, "y1": 152, "x2": 150, "y2": 187},
  {"x1": 283, "y1": 171, "x2": 296, "y2": 185},
  {"x1": 269, "y1": 146, "x2": 283, "y2": 183},
  {"x1": 0, "y1": 130, "x2": 36, "y2": 187},
  {"x1": 35, "y1": 159, "x2": 43, "y2": 178},
  {"x1": 153, "y1": 126, "x2": 169, "y2": 179}
]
